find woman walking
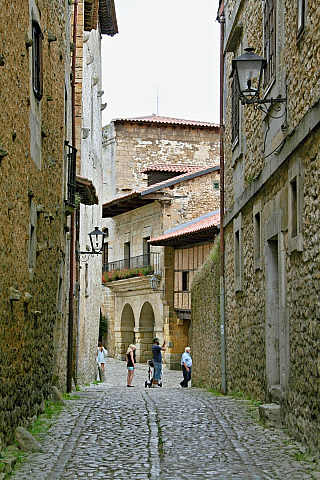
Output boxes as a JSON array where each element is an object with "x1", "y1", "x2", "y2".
[
  {"x1": 126, "y1": 344, "x2": 136, "y2": 387},
  {"x1": 97, "y1": 342, "x2": 108, "y2": 372}
]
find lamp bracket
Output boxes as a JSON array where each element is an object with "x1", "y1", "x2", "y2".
[
  {"x1": 244, "y1": 93, "x2": 288, "y2": 151},
  {"x1": 78, "y1": 251, "x2": 102, "y2": 262},
  {"x1": 242, "y1": 97, "x2": 286, "y2": 105}
]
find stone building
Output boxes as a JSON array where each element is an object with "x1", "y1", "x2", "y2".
[
  {"x1": 149, "y1": 211, "x2": 220, "y2": 368},
  {"x1": 220, "y1": 0, "x2": 320, "y2": 450},
  {"x1": 0, "y1": 0, "x2": 72, "y2": 446},
  {"x1": 72, "y1": 0, "x2": 118, "y2": 385},
  {"x1": 101, "y1": 116, "x2": 220, "y2": 368},
  {"x1": 0, "y1": 0, "x2": 118, "y2": 447}
]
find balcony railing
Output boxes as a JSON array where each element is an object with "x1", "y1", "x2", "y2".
[{"x1": 102, "y1": 252, "x2": 161, "y2": 276}]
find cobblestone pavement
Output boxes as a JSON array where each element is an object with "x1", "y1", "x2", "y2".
[{"x1": 11, "y1": 359, "x2": 318, "y2": 480}]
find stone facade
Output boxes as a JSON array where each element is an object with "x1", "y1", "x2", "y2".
[
  {"x1": 0, "y1": 0, "x2": 72, "y2": 446},
  {"x1": 191, "y1": 238, "x2": 221, "y2": 390},
  {"x1": 74, "y1": 2, "x2": 113, "y2": 385},
  {"x1": 102, "y1": 118, "x2": 220, "y2": 200},
  {"x1": 221, "y1": 0, "x2": 320, "y2": 451},
  {"x1": 101, "y1": 118, "x2": 220, "y2": 369}
]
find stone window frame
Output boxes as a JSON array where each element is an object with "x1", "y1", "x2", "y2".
[
  {"x1": 231, "y1": 43, "x2": 244, "y2": 165},
  {"x1": 253, "y1": 200, "x2": 262, "y2": 271},
  {"x1": 288, "y1": 160, "x2": 303, "y2": 254},
  {"x1": 231, "y1": 73, "x2": 240, "y2": 148},
  {"x1": 234, "y1": 213, "x2": 243, "y2": 292},
  {"x1": 32, "y1": 20, "x2": 43, "y2": 102},
  {"x1": 263, "y1": 0, "x2": 276, "y2": 91},
  {"x1": 297, "y1": 0, "x2": 306, "y2": 38},
  {"x1": 28, "y1": 200, "x2": 37, "y2": 280},
  {"x1": 182, "y1": 271, "x2": 189, "y2": 292}
]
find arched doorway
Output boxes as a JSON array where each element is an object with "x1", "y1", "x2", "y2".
[
  {"x1": 137, "y1": 302, "x2": 155, "y2": 363},
  {"x1": 118, "y1": 304, "x2": 135, "y2": 360}
]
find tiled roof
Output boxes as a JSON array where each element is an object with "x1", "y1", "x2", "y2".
[
  {"x1": 76, "y1": 175, "x2": 99, "y2": 205},
  {"x1": 141, "y1": 164, "x2": 214, "y2": 174},
  {"x1": 84, "y1": 0, "x2": 118, "y2": 36},
  {"x1": 99, "y1": 0, "x2": 118, "y2": 36},
  {"x1": 148, "y1": 211, "x2": 220, "y2": 246},
  {"x1": 102, "y1": 165, "x2": 220, "y2": 217},
  {"x1": 113, "y1": 115, "x2": 219, "y2": 129}
]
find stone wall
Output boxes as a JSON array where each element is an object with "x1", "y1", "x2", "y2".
[
  {"x1": 190, "y1": 238, "x2": 221, "y2": 390},
  {"x1": 222, "y1": 0, "x2": 320, "y2": 452},
  {"x1": 0, "y1": 0, "x2": 71, "y2": 446},
  {"x1": 76, "y1": 10, "x2": 105, "y2": 385},
  {"x1": 102, "y1": 120, "x2": 220, "y2": 201}
]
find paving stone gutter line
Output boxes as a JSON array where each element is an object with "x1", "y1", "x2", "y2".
[
  {"x1": 46, "y1": 392, "x2": 105, "y2": 480},
  {"x1": 140, "y1": 390, "x2": 161, "y2": 479}
]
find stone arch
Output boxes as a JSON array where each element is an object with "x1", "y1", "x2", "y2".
[
  {"x1": 118, "y1": 303, "x2": 135, "y2": 360},
  {"x1": 136, "y1": 302, "x2": 155, "y2": 363}
]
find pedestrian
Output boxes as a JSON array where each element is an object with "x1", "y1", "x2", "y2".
[
  {"x1": 126, "y1": 344, "x2": 136, "y2": 387},
  {"x1": 151, "y1": 337, "x2": 166, "y2": 388},
  {"x1": 180, "y1": 347, "x2": 192, "y2": 388},
  {"x1": 97, "y1": 342, "x2": 108, "y2": 372}
]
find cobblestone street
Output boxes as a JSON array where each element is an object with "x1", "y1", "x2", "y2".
[{"x1": 11, "y1": 359, "x2": 317, "y2": 480}]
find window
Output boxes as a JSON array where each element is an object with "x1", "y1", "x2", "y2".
[
  {"x1": 234, "y1": 230, "x2": 240, "y2": 277},
  {"x1": 231, "y1": 74, "x2": 239, "y2": 147},
  {"x1": 288, "y1": 162, "x2": 303, "y2": 253},
  {"x1": 253, "y1": 201, "x2": 262, "y2": 270},
  {"x1": 182, "y1": 271, "x2": 189, "y2": 292},
  {"x1": 102, "y1": 242, "x2": 108, "y2": 270},
  {"x1": 32, "y1": 21, "x2": 43, "y2": 101},
  {"x1": 124, "y1": 242, "x2": 130, "y2": 269},
  {"x1": 234, "y1": 214, "x2": 242, "y2": 291},
  {"x1": 263, "y1": 0, "x2": 276, "y2": 88},
  {"x1": 297, "y1": 0, "x2": 305, "y2": 37},
  {"x1": 290, "y1": 178, "x2": 298, "y2": 238},
  {"x1": 28, "y1": 201, "x2": 37, "y2": 280},
  {"x1": 143, "y1": 237, "x2": 150, "y2": 267}
]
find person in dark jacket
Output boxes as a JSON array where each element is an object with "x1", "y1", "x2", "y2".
[{"x1": 151, "y1": 337, "x2": 166, "y2": 387}]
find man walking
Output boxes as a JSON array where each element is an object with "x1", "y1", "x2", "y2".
[
  {"x1": 151, "y1": 337, "x2": 166, "y2": 387},
  {"x1": 180, "y1": 347, "x2": 192, "y2": 388}
]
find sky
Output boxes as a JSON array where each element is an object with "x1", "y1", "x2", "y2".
[{"x1": 101, "y1": 0, "x2": 221, "y2": 127}]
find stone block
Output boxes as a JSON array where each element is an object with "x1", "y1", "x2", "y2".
[{"x1": 258, "y1": 403, "x2": 282, "y2": 428}]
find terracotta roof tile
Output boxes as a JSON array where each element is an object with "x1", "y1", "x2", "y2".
[
  {"x1": 102, "y1": 165, "x2": 220, "y2": 217},
  {"x1": 149, "y1": 211, "x2": 220, "y2": 244},
  {"x1": 76, "y1": 175, "x2": 99, "y2": 205},
  {"x1": 113, "y1": 115, "x2": 219, "y2": 129},
  {"x1": 141, "y1": 164, "x2": 214, "y2": 174}
]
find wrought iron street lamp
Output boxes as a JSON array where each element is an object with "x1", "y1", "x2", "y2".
[
  {"x1": 88, "y1": 226, "x2": 105, "y2": 254},
  {"x1": 232, "y1": 47, "x2": 287, "y2": 137},
  {"x1": 232, "y1": 47, "x2": 286, "y2": 107},
  {"x1": 78, "y1": 226, "x2": 105, "y2": 260},
  {"x1": 150, "y1": 275, "x2": 164, "y2": 295}
]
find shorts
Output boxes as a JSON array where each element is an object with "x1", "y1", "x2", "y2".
[
  {"x1": 127, "y1": 366, "x2": 134, "y2": 371},
  {"x1": 152, "y1": 361, "x2": 162, "y2": 380}
]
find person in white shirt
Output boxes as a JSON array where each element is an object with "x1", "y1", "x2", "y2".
[{"x1": 180, "y1": 347, "x2": 192, "y2": 388}]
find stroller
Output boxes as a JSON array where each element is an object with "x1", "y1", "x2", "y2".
[{"x1": 145, "y1": 359, "x2": 162, "y2": 388}]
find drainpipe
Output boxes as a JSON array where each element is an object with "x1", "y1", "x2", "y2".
[
  {"x1": 67, "y1": 0, "x2": 78, "y2": 393},
  {"x1": 217, "y1": 4, "x2": 226, "y2": 394}
]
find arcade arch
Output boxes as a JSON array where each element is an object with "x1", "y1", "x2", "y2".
[
  {"x1": 117, "y1": 303, "x2": 135, "y2": 360},
  {"x1": 136, "y1": 301, "x2": 155, "y2": 363}
]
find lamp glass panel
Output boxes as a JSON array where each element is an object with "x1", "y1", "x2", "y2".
[{"x1": 236, "y1": 59, "x2": 263, "y2": 98}]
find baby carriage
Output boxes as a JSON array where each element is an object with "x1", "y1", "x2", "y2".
[{"x1": 145, "y1": 359, "x2": 162, "y2": 388}]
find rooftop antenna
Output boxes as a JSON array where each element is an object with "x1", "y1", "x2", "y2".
[{"x1": 156, "y1": 85, "x2": 159, "y2": 116}]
